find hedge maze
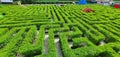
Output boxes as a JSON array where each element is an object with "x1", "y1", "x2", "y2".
[{"x1": 0, "y1": 4, "x2": 120, "y2": 57}]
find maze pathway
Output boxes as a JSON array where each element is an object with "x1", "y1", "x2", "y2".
[{"x1": 0, "y1": 4, "x2": 120, "y2": 57}]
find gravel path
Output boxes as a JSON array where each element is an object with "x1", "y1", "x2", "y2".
[
  {"x1": 44, "y1": 33, "x2": 49, "y2": 54},
  {"x1": 55, "y1": 37, "x2": 63, "y2": 57},
  {"x1": 99, "y1": 40, "x2": 106, "y2": 46},
  {"x1": 68, "y1": 41, "x2": 73, "y2": 48}
]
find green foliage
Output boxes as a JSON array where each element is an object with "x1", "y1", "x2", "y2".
[
  {"x1": 0, "y1": 4, "x2": 120, "y2": 57},
  {"x1": 72, "y1": 37, "x2": 95, "y2": 47},
  {"x1": 59, "y1": 33, "x2": 76, "y2": 57}
]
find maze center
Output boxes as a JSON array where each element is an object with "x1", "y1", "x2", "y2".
[{"x1": 0, "y1": 4, "x2": 120, "y2": 57}]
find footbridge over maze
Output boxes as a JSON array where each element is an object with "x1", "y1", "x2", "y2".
[{"x1": 0, "y1": 5, "x2": 120, "y2": 57}]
